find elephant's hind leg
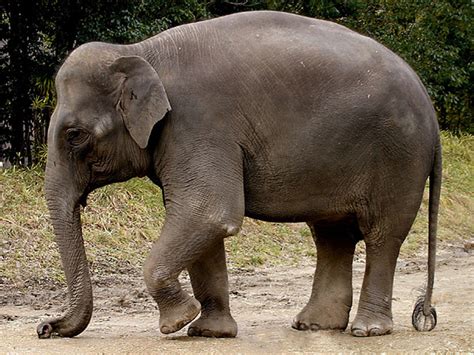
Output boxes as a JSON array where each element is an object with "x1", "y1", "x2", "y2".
[
  {"x1": 292, "y1": 221, "x2": 360, "y2": 331},
  {"x1": 351, "y1": 209, "x2": 416, "y2": 337},
  {"x1": 187, "y1": 239, "x2": 237, "y2": 337}
]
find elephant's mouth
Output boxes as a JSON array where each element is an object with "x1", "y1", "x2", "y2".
[
  {"x1": 78, "y1": 178, "x2": 110, "y2": 208},
  {"x1": 78, "y1": 190, "x2": 89, "y2": 208},
  {"x1": 78, "y1": 182, "x2": 94, "y2": 208}
]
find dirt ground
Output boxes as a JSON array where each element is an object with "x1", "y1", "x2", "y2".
[{"x1": 1, "y1": 249, "x2": 473, "y2": 353}]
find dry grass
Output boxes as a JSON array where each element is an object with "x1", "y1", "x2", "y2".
[
  {"x1": 1, "y1": 131, "x2": 472, "y2": 287},
  {"x1": 402, "y1": 132, "x2": 473, "y2": 257}
]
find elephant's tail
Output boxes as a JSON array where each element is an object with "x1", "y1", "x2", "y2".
[{"x1": 412, "y1": 139, "x2": 442, "y2": 332}]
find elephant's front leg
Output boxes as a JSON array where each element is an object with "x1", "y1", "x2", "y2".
[
  {"x1": 187, "y1": 239, "x2": 237, "y2": 337},
  {"x1": 145, "y1": 142, "x2": 244, "y2": 335},
  {"x1": 143, "y1": 221, "x2": 200, "y2": 334},
  {"x1": 144, "y1": 215, "x2": 241, "y2": 335}
]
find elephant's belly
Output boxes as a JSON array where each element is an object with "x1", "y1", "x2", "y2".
[
  {"x1": 244, "y1": 197, "x2": 346, "y2": 223},
  {"x1": 242, "y1": 167, "x2": 354, "y2": 223}
]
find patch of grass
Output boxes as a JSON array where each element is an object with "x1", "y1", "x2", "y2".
[
  {"x1": 0, "y1": 169, "x2": 166, "y2": 287},
  {"x1": 81, "y1": 179, "x2": 166, "y2": 278},
  {"x1": 226, "y1": 220, "x2": 314, "y2": 268},
  {"x1": 402, "y1": 132, "x2": 473, "y2": 257},
  {"x1": 1, "y1": 131, "x2": 472, "y2": 287},
  {"x1": 1, "y1": 166, "x2": 62, "y2": 286}
]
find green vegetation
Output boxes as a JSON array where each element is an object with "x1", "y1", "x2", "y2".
[
  {"x1": 2, "y1": 0, "x2": 472, "y2": 165},
  {"x1": 401, "y1": 132, "x2": 473, "y2": 257},
  {"x1": 1, "y1": 132, "x2": 472, "y2": 287}
]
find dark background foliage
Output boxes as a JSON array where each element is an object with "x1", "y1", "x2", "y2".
[{"x1": 1, "y1": 0, "x2": 472, "y2": 165}]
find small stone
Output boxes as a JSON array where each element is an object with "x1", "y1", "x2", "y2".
[{"x1": 463, "y1": 240, "x2": 474, "y2": 252}]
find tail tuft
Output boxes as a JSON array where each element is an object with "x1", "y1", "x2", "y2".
[{"x1": 412, "y1": 296, "x2": 437, "y2": 332}]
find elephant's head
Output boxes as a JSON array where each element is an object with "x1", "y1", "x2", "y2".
[{"x1": 38, "y1": 43, "x2": 171, "y2": 338}]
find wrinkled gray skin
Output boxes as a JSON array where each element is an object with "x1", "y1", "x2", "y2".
[{"x1": 38, "y1": 11, "x2": 441, "y2": 339}]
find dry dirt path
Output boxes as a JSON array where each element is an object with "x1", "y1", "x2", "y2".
[{"x1": 1, "y1": 253, "x2": 473, "y2": 353}]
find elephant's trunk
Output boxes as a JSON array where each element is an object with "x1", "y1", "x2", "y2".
[{"x1": 37, "y1": 162, "x2": 93, "y2": 338}]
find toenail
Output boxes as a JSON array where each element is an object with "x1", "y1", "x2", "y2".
[
  {"x1": 161, "y1": 326, "x2": 170, "y2": 334},
  {"x1": 299, "y1": 322, "x2": 309, "y2": 330},
  {"x1": 369, "y1": 327, "x2": 382, "y2": 336},
  {"x1": 352, "y1": 328, "x2": 367, "y2": 337}
]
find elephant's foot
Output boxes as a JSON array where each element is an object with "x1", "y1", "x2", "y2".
[
  {"x1": 350, "y1": 314, "x2": 393, "y2": 337},
  {"x1": 292, "y1": 304, "x2": 350, "y2": 331},
  {"x1": 159, "y1": 296, "x2": 201, "y2": 334},
  {"x1": 188, "y1": 313, "x2": 238, "y2": 337}
]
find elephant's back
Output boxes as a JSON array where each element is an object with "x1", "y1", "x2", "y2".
[
  {"x1": 151, "y1": 10, "x2": 434, "y2": 127},
  {"x1": 152, "y1": 11, "x2": 384, "y2": 74},
  {"x1": 152, "y1": 10, "x2": 438, "y2": 144}
]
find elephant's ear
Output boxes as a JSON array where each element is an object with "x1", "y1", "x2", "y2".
[{"x1": 110, "y1": 56, "x2": 171, "y2": 149}]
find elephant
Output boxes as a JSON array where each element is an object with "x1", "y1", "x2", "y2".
[{"x1": 37, "y1": 11, "x2": 441, "y2": 339}]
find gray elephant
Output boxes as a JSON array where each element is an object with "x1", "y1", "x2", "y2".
[{"x1": 37, "y1": 11, "x2": 440, "y2": 339}]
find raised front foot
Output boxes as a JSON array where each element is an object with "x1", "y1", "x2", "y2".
[
  {"x1": 350, "y1": 314, "x2": 393, "y2": 337},
  {"x1": 188, "y1": 313, "x2": 238, "y2": 337},
  {"x1": 159, "y1": 296, "x2": 201, "y2": 334},
  {"x1": 292, "y1": 303, "x2": 350, "y2": 331}
]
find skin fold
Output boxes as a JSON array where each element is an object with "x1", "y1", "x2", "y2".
[{"x1": 37, "y1": 11, "x2": 441, "y2": 339}]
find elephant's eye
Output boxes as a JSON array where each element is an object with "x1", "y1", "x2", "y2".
[{"x1": 66, "y1": 128, "x2": 88, "y2": 146}]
